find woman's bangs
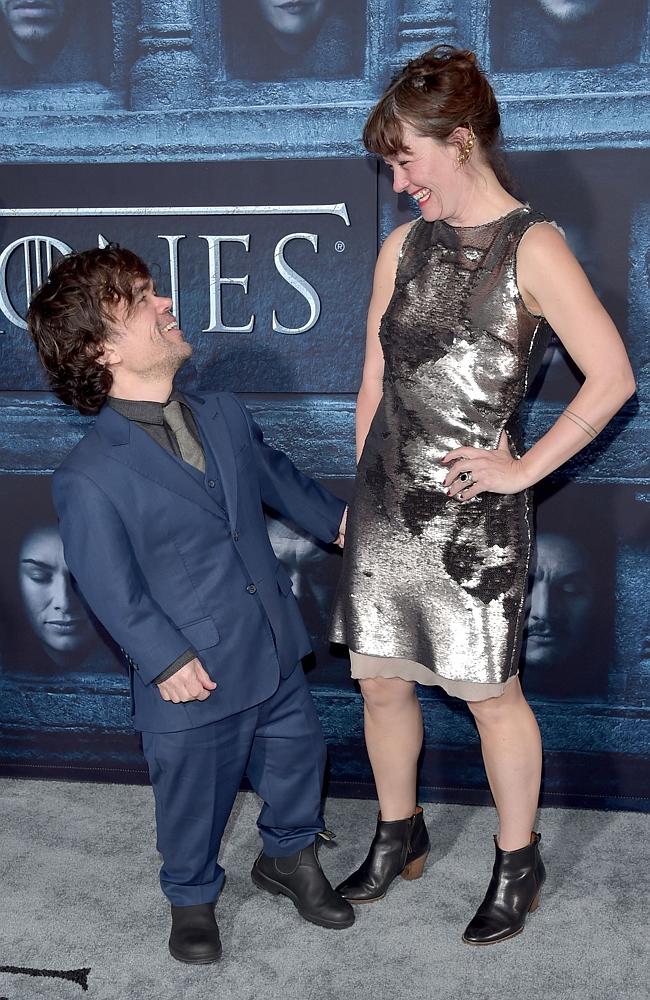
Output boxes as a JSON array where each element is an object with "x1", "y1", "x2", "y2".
[{"x1": 362, "y1": 98, "x2": 407, "y2": 157}]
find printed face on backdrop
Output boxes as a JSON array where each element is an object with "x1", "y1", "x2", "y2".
[
  {"x1": 536, "y1": 0, "x2": 603, "y2": 20},
  {"x1": 18, "y1": 525, "x2": 95, "y2": 661},
  {"x1": 256, "y1": 0, "x2": 327, "y2": 37},
  {"x1": 491, "y1": 0, "x2": 642, "y2": 71},
  {"x1": 223, "y1": 0, "x2": 363, "y2": 81},
  {"x1": 535, "y1": 218, "x2": 600, "y2": 389},
  {"x1": 266, "y1": 516, "x2": 330, "y2": 613},
  {"x1": 102, "y1": 278, "x2": 193, "y2": 386},
  {"x1": 0, "y1": 0, "x2": 67, "y2": 62},
  {"x1": 523, "y1": 531, "x2": 597, "y2": 673}
]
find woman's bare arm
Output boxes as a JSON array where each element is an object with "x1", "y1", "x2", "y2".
[
  {"x1": 514, "y1": 223, "x2": 636, "y2": 486},
  {"x1": 355, "y1": 222, "x2": 413, "y2": 461},
  {"x1": 444, "y1": 223, "x2": 636, "y2": 498}
]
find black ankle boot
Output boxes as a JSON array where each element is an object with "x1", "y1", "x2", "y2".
[
  {"x1": 336, "y1": 806, "x2": 430, "y2": 904},
  {"x1": 251, "y1": 840, "x2": 355, "y2": 929},
  {"x1": 168, "y1": 903, "x2": 222, "y2": 964},
  {"x1": 463, "y1": 832, "x2": 546, "y2": 945}
]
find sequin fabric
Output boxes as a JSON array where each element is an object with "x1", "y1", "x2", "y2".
[{"x1": 329, "y1": 207, "x2": 552, "y2": 684}]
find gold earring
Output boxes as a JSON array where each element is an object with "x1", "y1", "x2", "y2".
[{"x1": 457, "y1": 124, "x2": 475, "y2": 167}]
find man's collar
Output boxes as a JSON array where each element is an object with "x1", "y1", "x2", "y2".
[{"x1": 107, "y1": 389, "x2": 186, "y2": 425}]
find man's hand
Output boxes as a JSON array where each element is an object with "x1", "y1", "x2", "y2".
[
  {"x1": 157, "y1": 657, "x2": 217, "y2": 703},
  {"x1": 334, "y1": 507, "x2": 348, "y2": 548}
]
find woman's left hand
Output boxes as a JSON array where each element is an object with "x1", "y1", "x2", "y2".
[{"x1": 442, "y1": 434, "x2": 529, "y2": 501}]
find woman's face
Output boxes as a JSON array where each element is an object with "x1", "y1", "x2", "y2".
[
  {"x1": 256, "y1": 0, "x2": 326, "y2": 36},
  {"x1": 384, "y1": 125, "x2": 462, "y2": 224},
  {"x1": 18, "y1": 525, "x2": 94, "y2": 657}
]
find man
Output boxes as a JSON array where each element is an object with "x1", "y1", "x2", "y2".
[
  {"x1": 490, "y1": 0, "x2": 644, "y2": 70},
  {"x1": 222, "y1": 0, "x2": 364, "y2": 82},
  {"x1": 28, "y1": 245, "x2": 353, "y2": 965},
  {"x1": 523, "y1": 529, "x2": 608, "y2": 699},
  {"x1": 0, "y1": 0, "x2": 67, "y2": 65},
  {"x1": 0, "y1": 0, "x2": 108, "y2": 92}
]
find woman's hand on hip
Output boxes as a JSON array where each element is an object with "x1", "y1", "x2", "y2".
[{"x1": 442, "y1": 433, "x2": 530, "y2": 501}]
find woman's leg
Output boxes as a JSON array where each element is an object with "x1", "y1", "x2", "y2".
[
  {"x1": 467, "y1": 677, "x2": 542, "y2": 850},
  {"x1": 360, "y1": 677, "x2": 422, "y2": 820},
  {"x1": 336, "y1": 676, "x2": 428, "y2": 901}
]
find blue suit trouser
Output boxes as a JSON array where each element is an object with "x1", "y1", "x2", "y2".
[{"x1": 141, "y1": 663, "x2": 326, "y2": 907}]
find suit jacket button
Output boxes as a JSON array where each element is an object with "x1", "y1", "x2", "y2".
[
  {"x1": 208, "y1": 479, "x2": 216, "y2": 488},
  {"x1": 246, "y1": 584, "x2": 257, "y2": 594},
  {"x1": 233, "y1": 531, "x2": 240, "y2": 541}
]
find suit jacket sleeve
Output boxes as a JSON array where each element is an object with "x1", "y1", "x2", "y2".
[
  {"x1": 52, "y1": 466, "x2": 194, "y2": 686},
  {"x1": 235, "y1": 398, "x2": 346, "y2": 543}
]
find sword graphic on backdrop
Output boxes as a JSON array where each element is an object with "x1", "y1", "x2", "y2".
[
  {"x1": 0, "y1": 203, "x2": 351, "y2": 334},
  {"x1": 0, "y1": 964, "x2": 90, "y2": 992}
]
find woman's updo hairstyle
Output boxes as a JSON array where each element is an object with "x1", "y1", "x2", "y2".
[{"x1": 363, "y1": 45, "x2": 507, "y2": 183}]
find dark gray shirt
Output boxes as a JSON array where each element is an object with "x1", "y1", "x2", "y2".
[{"x1": 108, "y1": 390, "x2": 203, "y2": 461}]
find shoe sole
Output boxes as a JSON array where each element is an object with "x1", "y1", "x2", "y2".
[
  {"x1": 462, "y1": 890, "x2": 542, "y2": 946},
  {"x1": 168, "y1": 943, "x2": 223, "y2": 964},
  {"x1": 251, "y1": 868, "x2": 355, "y2": 929},
  {"x1": 342, "y1": 849, "x2": 430, "y2": 906}
]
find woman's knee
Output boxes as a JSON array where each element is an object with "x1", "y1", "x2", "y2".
[
  {"x1": 467, "y1": 678, "x2": 524, "y2": 725},
  {"x1": 359, "y1": 677, "x2": 416, "y2": 713}
]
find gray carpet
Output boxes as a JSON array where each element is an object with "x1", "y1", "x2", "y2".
[{"x1": 0, "y1": 779, "x2": 648, "y2": 1000}]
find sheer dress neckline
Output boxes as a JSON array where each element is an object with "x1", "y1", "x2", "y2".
[{"x1": 440, "y1": 204, "x2": 530, "y2": 231}]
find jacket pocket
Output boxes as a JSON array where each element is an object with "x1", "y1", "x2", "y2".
[
  {"x1": 179, "y1": 616, "x2": 220, "y2": 650},
  {"x1": 276, "y1": 563, "x2": 294, "y2": 596}
]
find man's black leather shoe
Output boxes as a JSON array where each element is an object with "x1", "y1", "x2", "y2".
[
  {"x1": 169, "y1": 903, "x2": 223, "y2": 964},
  {"x1": 251, "y1": 841, "x2": 355, "y2": 929}
]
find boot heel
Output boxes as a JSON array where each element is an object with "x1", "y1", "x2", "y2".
[
  {"x1": 528, "y1": 891, "x2": 541, "y2": 913},
  {"x1": 401, "y1": 850, "x2": 429, "y2": 881},
  {"x1": 336, "y1": 808, "x2": 429, "y2": 902}
]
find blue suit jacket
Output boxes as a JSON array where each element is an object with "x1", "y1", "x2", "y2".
[{"x1": 52, "y1": 391, "x2": 346, "y2": 733}]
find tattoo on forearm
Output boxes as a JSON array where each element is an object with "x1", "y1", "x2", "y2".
[{"x1": 561, "y1": 409, "x2": 598, "y2": 439}]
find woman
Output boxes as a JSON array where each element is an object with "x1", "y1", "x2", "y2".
[
  {"x1": 329, "y1": 46, "x2": 635, "y2": 945},
  {"x1": 0, "y1": 476, "x2": 115, "y2": 675},
  {"x1": 17, "y1": 523, "x2": 97, "y2": 670}
]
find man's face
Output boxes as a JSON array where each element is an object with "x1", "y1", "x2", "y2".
[
  {"x1": 18, "y1": 525, "x2": 94, "y2": 655},
  {"x1": 536, "y1": 0, "x2": 603, "y2": 21},
  {"x1": 0, "y1": 0, "x2": 66, "y2": 44},
  {"x1": 524, "y1": 532, "x2": 596, "y2": 670},
  {"x1": 256, "y1": 0, "x2": 326, "y2": 36},
  {"x1": 104, "y1": 277, "x2": 192, "y2": 386}
]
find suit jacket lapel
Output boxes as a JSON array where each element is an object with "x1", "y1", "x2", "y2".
[
  {"x1": 94, "y1": 405, "x2": 227, "y2": 520},
  {"x1": 185, "y1": 393, "x2": 238, "y2": 530}
]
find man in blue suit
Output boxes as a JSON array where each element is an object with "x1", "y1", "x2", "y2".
[{"x1": 28, "y1": 245, "x2": 354, "y2": 964}]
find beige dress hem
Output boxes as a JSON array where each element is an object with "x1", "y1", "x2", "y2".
[{"x1": 349, "y1": 650, "x2": 517, "y2": 702}]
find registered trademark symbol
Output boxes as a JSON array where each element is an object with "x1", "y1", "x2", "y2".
[{"x1": 334, "y1": 241, "x2": 346, "y2": 253}]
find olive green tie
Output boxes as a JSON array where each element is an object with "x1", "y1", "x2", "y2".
[{"x1": 162, "y1": 400, "x2": 206, "y2": 473}]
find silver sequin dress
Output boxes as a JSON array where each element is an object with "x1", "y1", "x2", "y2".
[{"x1": 329, "y1": 207, "x2": 553, "y2": 699}]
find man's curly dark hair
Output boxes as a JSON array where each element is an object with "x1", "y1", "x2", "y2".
[{"x1": 27, "y1": 245, "x2": 150, "y2": 415}]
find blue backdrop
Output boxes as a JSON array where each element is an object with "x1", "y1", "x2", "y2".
[{"x1": 0, "y1": 0, "x2": 648, "y2": 811}]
